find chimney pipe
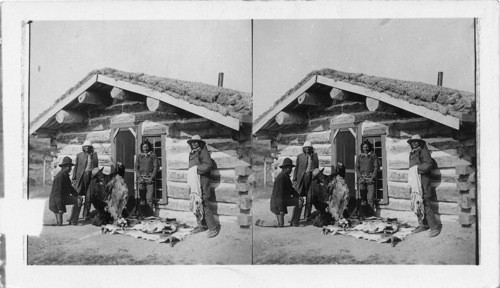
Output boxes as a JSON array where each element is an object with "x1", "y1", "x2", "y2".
[
  {"x1": 437, "y1": 72, "x2": 443, "y2": 86},
  {"x1": 218, "y1": 72, "x2": 224, "y2": 87}
]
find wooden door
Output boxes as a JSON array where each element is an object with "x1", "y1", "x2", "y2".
[
  {"x1": 115, "y1": 129, "x2": 136, "y2": 199},
  {"x1": 335, "y1": 130, "x2": 356, "y2": 199}
]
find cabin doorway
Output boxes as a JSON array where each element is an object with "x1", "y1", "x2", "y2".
[
  {"x1": 114, "y1": 128, "x2": 137, "y2": 201},
  {"x1": 334, "y1": 130, "x2": 357, "y2": 199}
]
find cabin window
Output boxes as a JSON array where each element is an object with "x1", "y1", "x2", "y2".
[
  {"x1": 362, "y1": 135, "x2": 388, "y2": 204},
  {"x1": 142, "y1": 135, "x2": 166, "y2": 203}
]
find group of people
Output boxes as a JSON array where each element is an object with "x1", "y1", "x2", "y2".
[
  {"x1": 49, "y1": 140, "x2": 127, "y2": 226},
  {"x1": 269, "y1": 135, "x2": 441, "y2": 237},
  {"x1": 48, "y1": 135, "x2": 219, "y2": 238}
]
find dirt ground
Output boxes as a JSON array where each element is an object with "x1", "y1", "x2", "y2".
[
  {"x1": 28, "y1": 184, "x2": 477, "y2": 266},
  {"x1": 28, "y1": 197, "x2": 252, "y2": 265},
  {"x1": 252, "y1": 198, "x2": 477, "y2": 265}
]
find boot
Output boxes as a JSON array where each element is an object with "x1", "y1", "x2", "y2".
[
  {"x1": 83, "y1": 204, "x2": 91, "y2": 221},
  {"x1": 413, "y1": 217, "x2": 429, "y2": 233},
  {"x1": 277, "y1": 213, "x2": 285, "y2": 227},
  {"x1": 55, "y1": 213, "x2": 63, "y2": 226},
  {"x1": 429, "y1": 228, "x2": 441, "y2": 237},
  {"x1": 207, "y1": 229, "x2": 219, "y2": 238}
]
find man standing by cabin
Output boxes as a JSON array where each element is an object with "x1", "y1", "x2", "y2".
[
  {"x1": 293, "y1": 141, "x2": 319, "y2": 222},
  {"x1": 187, "y1": 135, "x2": 219, "y2": 238},
  {"x1": 355, "y1": 140, "x2": 379, "y2": 214},
  {"x1": 135, "y1": 140, "x2": 158, "y2": 216},
  {"x1": 271, "y1": 158, "x2": 304, "y2": 227},
  {"x1": 408, "y1": 135, "x2": 440, "y2": 237},
  {"x1": 72, "y1": 140, "x2": 99, "y2": 221},
  {"x1": 50, "y1": 157, "x2": 83, "y2": 226}
]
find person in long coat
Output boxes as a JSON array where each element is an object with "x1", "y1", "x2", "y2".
[
  {"x1": 187, "y1": 135, "x2": 218, "y2": 238},
  {"x1": 293, "y1": 141, "x2": 319, "y2": 222},
  {"x1": 408, "y1": 135, "x2": 440, "y2": 237},
  {"x1": 72, "y1": 140, "x2": 99, "y2": 220},
  {"x1": 49, "y1": 156, "x2": 82, "y2": 226},
  {"x1": 271, "y1": 158, "x2": 304, "y2": 227}
]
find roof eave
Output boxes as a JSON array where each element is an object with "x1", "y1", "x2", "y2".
[
  {"x1": 30, "y1": 74, "x2": 245, "y2": 134},
  {"x1": 253, "y1": 74, "x2": 474, "y2": 134}
]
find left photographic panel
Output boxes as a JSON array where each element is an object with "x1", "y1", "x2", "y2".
[{"x1": 27, "y1": 20, "x2": 253, "y2": 265}]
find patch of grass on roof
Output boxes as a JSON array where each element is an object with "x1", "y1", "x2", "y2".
[
  {"x1": 31, "y1": 68, "x2": 251, "y2": 127},
  {"x1": 255, "y1": 68, "x2": 475, "y2": 124}
]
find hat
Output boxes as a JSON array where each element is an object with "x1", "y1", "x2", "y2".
[
  {"x1": 82, "y1": 140, "x2": 93, "y2": 147},
  {"x1": 102, "y1": 165, "x2": 114, "y2": 176},
  {"x1": 279, "y1": 158, "x2": 295, "y2": 168},
  {"x1": 407, "y1": 134, "x2": 426, "y2": 145},
  {"x1": 91, "y1": 167, "x2": 104, "y2": 178},
  {"x1": 58, "y1": 156, "x2": 75, "y2": 167},
  {"x1": 302, "y1": 141, "x2": 313, "y2": 148},
  {"x1": 187, "y1": 135, "x2": 206, "y2": 146},
  {"x1": 312, "y1": 167, "x2": 325, "y2": 180}
]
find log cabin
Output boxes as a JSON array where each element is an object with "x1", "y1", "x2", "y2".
[
  {"x1": 29, "y1": 68, "x2": 253, "y2": 226},
  {"x1": 253, "y1": 69, "x2": 476, "y2": 226}
]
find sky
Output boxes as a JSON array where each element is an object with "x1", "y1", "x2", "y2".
[
  {"x1": 29, "y1": 20, "x2": 252, "y2": 120},
  {"x1": 30, "y1": 19, "x2": 475, "y2": 121},
  {"x1": 253, "y1": 19, "x2": 475, "y2": 119}
]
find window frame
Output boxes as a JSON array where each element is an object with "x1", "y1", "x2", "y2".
[
  {"x1": 357, "y1": 122, "x2": 389, "y2": 205},
  {"x1": 139, "y1": 122, "x2": 168, "y2": 205}
]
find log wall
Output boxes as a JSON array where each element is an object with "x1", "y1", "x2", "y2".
[
  {"x1": 47, "y1": 100, "x2": 251, "y2": 218},
  {"x1": 164, "y1": 136, "x2": 251, "y2": 217},
  {"x1": 269, "y1": 103, "x2": 477, "y2": 224}
]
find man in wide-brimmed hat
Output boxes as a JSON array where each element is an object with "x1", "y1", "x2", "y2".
[
  {"x1": 72, "y1": 140, "x2": 99, "y2": 220},
  {"x1": 407, "y1": 134, "x2": 440, "y2": 237},
  {"x1": 270, "y1": 158, "x2": 304, "y2": 227},
  {"x1": 187, "y1": 135, "x2": 219, "y2": 238},
  {"x1": 293, "y1": 141, "x2": 319, "y2": 222},
  {"x1": 49, "y1": 157, "x2": 83, "y2": 226}
]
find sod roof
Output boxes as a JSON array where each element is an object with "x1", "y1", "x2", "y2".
[
  {"x1": 31, "y1": 68, "x2": 252, "y2": 128},
  {"x1": 255, "y1": 68, "x2": 475, "y2": 124}
]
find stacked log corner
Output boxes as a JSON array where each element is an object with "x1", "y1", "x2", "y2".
[
  {"x1": 456, "y1": 165, "x2": 477, "y2": 226},
  {"x1": 235, "y1": 165, "x2": 253, "y2": 227}
]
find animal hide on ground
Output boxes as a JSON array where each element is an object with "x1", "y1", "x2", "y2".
[
  {"x1": 322, "y1": 217, "x2": 415, "y2": 246},
  {"x1": 101, "y1": 217, "x2": 194, "y2": 246}
]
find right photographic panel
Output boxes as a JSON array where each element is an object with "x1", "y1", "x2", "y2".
[{"x1": 252, "y1": 19, "x2": 477, "y2": 265}]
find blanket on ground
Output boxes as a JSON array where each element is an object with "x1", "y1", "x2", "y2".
[
  {"x1": 322, "y1": 217, "x2": 415, "y2": 246},
  {"x1": 101, "y1": 217, "x2": 194, "y2": 246}
]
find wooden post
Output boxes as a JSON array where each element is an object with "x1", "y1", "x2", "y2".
[
  {"x1": 55, "y1": 110, "x2": 87, "y2": 124},
  {"x1": 366, "y1": 98, "x2": 396, "y2": 112},
  {"x1": 456, "y1": 164, "x2": 476, "y2": 227},
  {"x1": 437, "y1": 72, "x2": 443, "y2": 86},
  {"x1": 297, "y1": 92, "x2": 330, "y2": 106},
  {"x1": 236, "y1": 164, "x2": 252, "y2": 227},
  {"x1": 146, "y1": 97, "x2": 176, "y2": 112},
  {"x1": 110, "y1": 87, "x2": 127, "y2": 100},
  {"x1": 275, "y1": 111, "x2": 307, "y2": 126},
  {"x1": 77, "y1": 91, "x2": 104, "y2": 106},
  {"x1": 110, "y1": 87, "x2": 141, "y2": 101},
  {"x1": 330, "y1": 87, "x2": 345, "y2": 100},
  {"x1": 263, "y1": 161, "x2": 267, "y2": 188},
  {"x1": 218, "y1": 73, "x2": 224, "y2": 87},
  {"x1": 43, "y1": 159, "x2": 46, "y2": 187}
]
